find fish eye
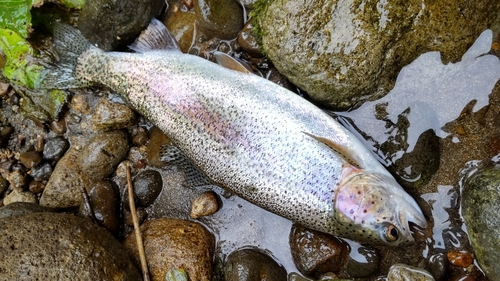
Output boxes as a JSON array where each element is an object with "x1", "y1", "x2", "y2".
[{"x1": 385, "y1": 224, "x2": 399, "y2": 242}]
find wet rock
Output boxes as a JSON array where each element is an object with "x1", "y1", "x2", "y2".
[
  {"x1": 78, "y1": 0, "x2": 164, "y2": 51},
  {"x1": 116, "y1": 160, "x2": 138, "y2": 178},
  {"x1": 124, "y1": 208, "x2": 148, "y2": 226},
  {"x1": 79, "y1": 130, "x2": 129, "y2": 180},
  {"x1": 124, "y1": 218, "x2": 215, "y2": 281},
  {"x1": 345, "y1": 244, "x2": 380, "y2": 278},
  {"x1": 28, "y1": 180, "x2": 44, "y2": 194},
  {"x1": 147, "y1": 126, "x2": 172, "y2": 167},
  {"x1": 238, "y1": 19, "x2": 262, "y2": 58},
  {"x1": 193, "y1": 0, "x2": 244, "y2": 40},
  {"x1": 19, "y1": 150, "x2": 42, "y2": 169},
  {"x1": 132, "y1": 129, "x2": 149, "y2": 146},
  {"x1": 70, "y1": 93, "x2": 92, "y2": 114},
  {"x1": 387, "y1": 264, "x2": 435, "y2": 281},
  {"x1": 0, "y1": 202, "x2": 53, "y2": 219},
  {"x1": 427, "y1": 253, "x2": 449, "y2": 281},
  {"x1": 447, "y1": 251, "x2": 473, "y2": 268},
  {"x1": 43, "y1": 136, "x2": 70, "y2": 161},
  {"x1": 79, "y1": 180, "x2": 120, "y2": 236},
  {"x1": 0, "y1": 176, "x2": 7, "y2": 194},
  {"x1": 190, "y1": 191, "x2": 219, "y2": 218},
  {"x1": 0, "y1": 126, "x2": 14, "y2": 148},
  {"x1": 164, "y1": 2, "x2": 197, "y2": 53},
  {"x1": 128, "y1": 169, "x2": 163, "y2": 208},
  {"x1": 30, "y1": 162, "x2": 53, "y2": 181},
  {"x1": 289, "y1": 224, "x2": 349, "y2": 277},
  {"x1": 287, "y1": 273, "x2": 314, "y2": 281},
  {"x1": 49, "y1": 118, "x2": 67, "y2": 134},
  {"x1": 224, "y1": 248, "x2": 287, "y2": 281},
  {"x1": 34, "y1": 136, "x2": 44, "y2": 152},
  {"x1": 92, "y1": 98, "x2": 136, "y2": 131},
  {"x1": 390, "y1": 129, "x2": 440, "y2": 190},
  {"x1": 40, "y1": 148, "x2": 94, "y2": 209},
  {"x1": 7, "y1": 169, "x2": 26, "y2": 189},
  {"x1": 0, "y1": 82, "x2": 8, "y2": 96},
  {"x1": 257, "y1": 0, "x2": 500, "y2": 109},
  {"x1": 3, "y1": 189, "x2": 37, "y2": 205},
  {"x1": 0, "y1": 212, "x2": 141, "y2": 280},
  {"x1": 461, "y1": 165, "x2": 500, "y2": 280}
]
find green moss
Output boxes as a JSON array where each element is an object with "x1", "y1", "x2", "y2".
[
  {"x1": 60, "y1": 0, "x2": 85, "y2": 9},
  {"x1": 165, "y1": 268, "x2": 189, "y2": 281},
  {"x1": 249, "y1": 0, "x2": 275, "y2": 57}
]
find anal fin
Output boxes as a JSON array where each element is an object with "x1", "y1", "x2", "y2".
[{"x1": 160, "y1": 144, "x2": 213, "y2": 187}]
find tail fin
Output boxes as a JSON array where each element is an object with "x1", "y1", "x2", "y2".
[{"x1": 37, "y1": 22, "x2": 97, "y2": 89}]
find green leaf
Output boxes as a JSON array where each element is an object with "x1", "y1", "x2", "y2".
[
  {"x1": 0, "y1": 0, "x2": 43, "y2": 38},
  {"x1": 0, "y1": 28, "x2": 42, "y2": 88}
]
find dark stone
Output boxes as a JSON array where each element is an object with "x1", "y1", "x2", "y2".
[
  {"x1": 0, "y1": 202, "x2": 53, "y2": 219},
  {"x1": 125, "y1": 169, "x2": 163, "y2": 209},
  {"x1": 43, "y1": 136, "x2": 69, "y2": 161},
  {"x1": 345, "y1": 244, "x2": 380, "y2": 278},
  {"x1": 427, "y1": 253, "x2": 448, "y2": 281},
  {"x1": 49, "y1": 118, "x2": 67, "y2": 134},
  {"x1": 0, "y1": 212, "x2": 141, "y2": 280},
  {"x1": 77, "y1": 0, "x2": 164, "y2": 51},
  {"x1": 30, "y1": 162, "x2": 53, "y2": 181},
  {"x1": 224, "y1": 248, "x2": 287, "y2": 281},
  {"x1": 78, "y1": 130, "x2": 129, "y2": 180},
  {"x1": 289, "y1": 223, "x2": 349, "y2": 277},
  {"x1": 19, "y1": 150, "x2": 42, "y2": 169},
  {"x1": 79, "y1": 180, "x2": 120, "y2": 236},
  {"x1": 28, "y1": 180, "x2": 44, "y2": 194}
]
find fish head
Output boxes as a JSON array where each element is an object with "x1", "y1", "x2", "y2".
[{"x1": 332, "y1": 165, "x2": 427, "y2": 246}]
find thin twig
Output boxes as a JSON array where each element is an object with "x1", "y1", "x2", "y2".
[
  {"x1": 79, "y1": 185, "x2": 96, "y2": 223},
  {"x1": 126, "y1": 163, "x2": 150, "y2": 281}
]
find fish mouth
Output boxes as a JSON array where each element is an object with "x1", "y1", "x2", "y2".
[
  {"x1": 403, "y1": 195, "x2": 428, "y2": 229},
  {"x1": 397, "y1": 195, "x2": 428, "y2": 243}
]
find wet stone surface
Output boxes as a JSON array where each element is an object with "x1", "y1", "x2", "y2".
[
  {"x1": 0, "y1": 212, "x2": 141, "y2": 280},
  {"x1": 461, "y1": 165, "x2": 500, "y2": 280},
  {"x1": 92, "y1": 98, "x2": 136, "y2": 131},
  {"x1": 42, "y1": 136, "x2": 69, "y2": 161},
  {"x1": 126, "y1": 169, "x2": 163, "y2": 208},
  {"x1": 78, "y1": 0, "x2": 164, "y2": 51},
  {"x1": 289, "y1": 224, "x2": 349, "y2": 278},
  {"x1": 387, "y1": 263, "x2": 435, "y2": 281},
  {"x1": 78, "y1": 130, "x2": 129, "y2": 180},
  {"x1": 223, "y1": 248, "x2": 287, "y2": 281},
  {"x1": 78, "y1": 180, "x2": 120, "y2": 236},
  {"x1": 124, "y1": 217, "x2": 215, "y2": 281}
]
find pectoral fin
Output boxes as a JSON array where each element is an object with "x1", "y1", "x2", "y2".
[
  {"x1": 303, "y1": 132, "x2": 363, "y2": 169},
  {"x1": 213, "y1": 51, "x2": 252, "y2": 74}
]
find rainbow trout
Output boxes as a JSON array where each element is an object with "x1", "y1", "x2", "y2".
[{"x1": 39, "y1": 19, "x2": 427, "y2": 246}]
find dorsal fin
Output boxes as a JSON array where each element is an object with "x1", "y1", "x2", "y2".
[
  {"x1": 213, "y1": 51, "x2": 252, "y2": 74},
  {"x1": 128, "y1": 18, "x2": 181, "y2": 53},
  {"x1": 303, "y1": 132, "x2": 363, "y2": 169}
]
